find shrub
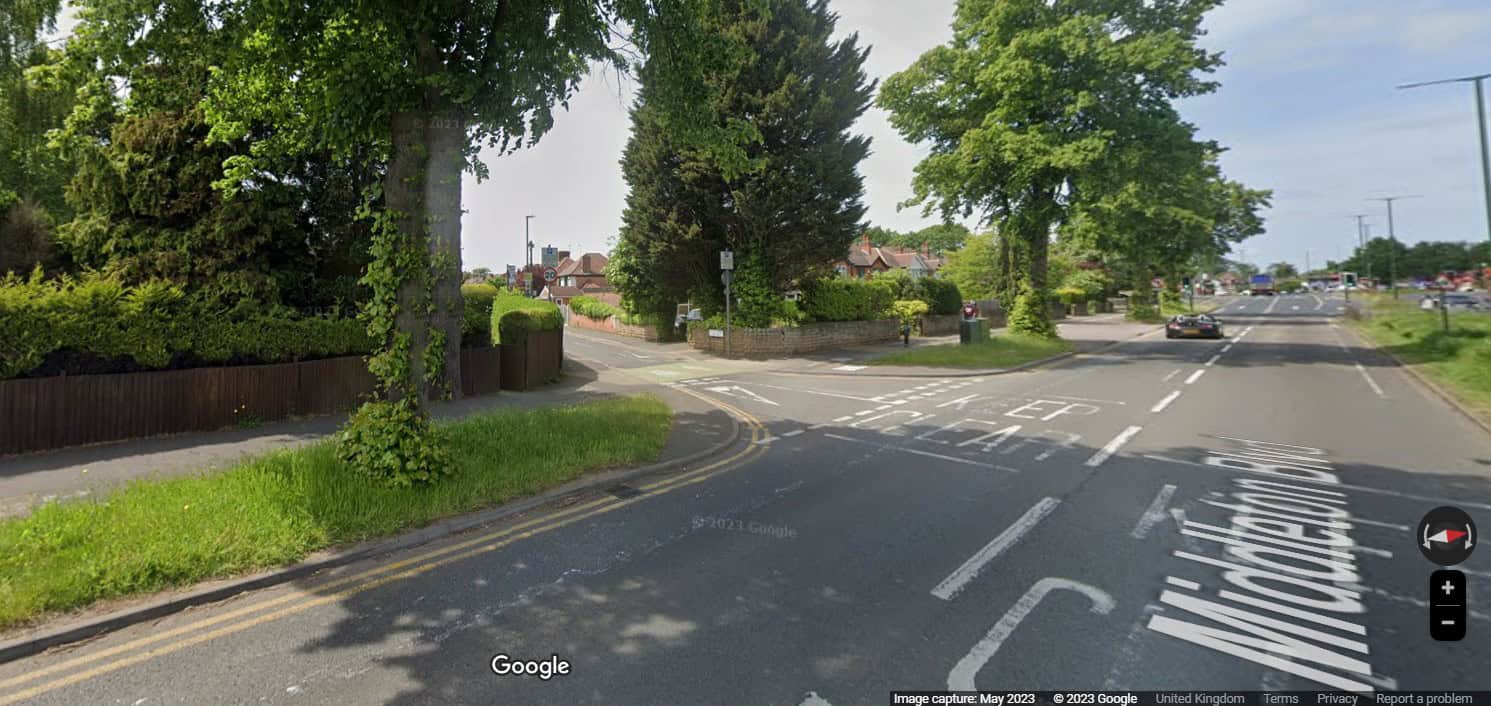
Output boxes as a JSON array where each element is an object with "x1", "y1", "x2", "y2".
[
  {"x1": 801, "y1": 277, "x2": 895, "y2": 322},
  {"x1": 1007, "y1": 290, "x2": 1057, "y2": 337},
  {"x1": 891, "y1": 299, "x2": 930, "y2": 327},
  {"x1": 570, "y1": 294, "x2": 623, "y2": 321},
  {"x1": 0, "y1": 272, "x2": 371, "y2": 379},
  {"x1": 731, "y1": 251, "x2": 779, "y2": 328},
  {"x1": 489, "y1": 292, "x2": 563, "y2": 345},
  {"x1": 334, "y1": 399, "x2": 454, "y2": 488},
  {"x1": 912, "y1": 277, "x2": 963, "y2": 315},
  {"x1": 460, "y1": 284, "x2": 500, "y2": 345},
  {"x1": 1054, "y1": 287, "x2": 1086, "y2": 306},
  {"x1": 1059, "y1": 269, "x2": 1112, "y2": 301}
]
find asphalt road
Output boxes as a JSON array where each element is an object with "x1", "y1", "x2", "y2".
[{"x1": 4, "y1": 293, "x2": 1489, "y2": 705}]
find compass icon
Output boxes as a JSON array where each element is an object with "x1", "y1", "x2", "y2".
[{"x1": 1417, "y1": 506, "x2": 1477, "y2": 566}]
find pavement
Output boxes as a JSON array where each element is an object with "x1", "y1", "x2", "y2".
[{"x1": 5, "y1": 291, "x2": 1491, "y2": 704}]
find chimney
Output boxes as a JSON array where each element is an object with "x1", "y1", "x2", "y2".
[
  {"x1": 922, "y1": 241, "x2": 930, "y2": 258},
  {"x1": 861, "y1": 232, "x2": 871, "y2": 250},
  {"x1": 581, "y1": 254, "x2": 593, "y2": 273}
]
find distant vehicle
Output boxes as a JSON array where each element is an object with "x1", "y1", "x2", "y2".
[
  {"x1": 674, "y1": 308, "x2": 703, "y2": 329},
  {"x1": 1166, "y1": 313, "x2": 1224, "y2": 339},
  {"x1": 1442, "y1": 294, "x2": 1483, "y2": 311},
  {"x1": 1240, "y1": 289, "x2": 1251, "y2": 296},
  {"x1": 1248, "y1": 274, "x2": 1275, "y2": 295}
]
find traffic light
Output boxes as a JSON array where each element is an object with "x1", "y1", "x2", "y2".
[{"x1": 1342, "y1": 272, "x2": 1357, "y2": 288}]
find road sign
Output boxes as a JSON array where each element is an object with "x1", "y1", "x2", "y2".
[
  {"x1": 1151, "y1": 277, "x2": 1164, "y2": 289},
  {"x1": 543, "y1": 267, "x2": 557, "y2": 283},
  {"x1": 506, "y1": 265, "x2": 516, "y2": 286},
  {"x1": 720, "y1": 250, "x2": 734, "y2": 271},
  {"x1": 721, "y1": 270, "x2": 733, "y2": 286},
  {"x1": 541, "y1": 246, "x2": 559, "y2": 268}
]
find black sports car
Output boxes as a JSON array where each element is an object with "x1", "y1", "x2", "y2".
[{"x1": 1165, "y1": 313, "x2": 1224, "y2": 339}]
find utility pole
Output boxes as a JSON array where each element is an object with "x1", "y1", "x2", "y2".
[
  {"x1": 1369, "y1": 195, "x2": 1420, "y2": 299},
  {"x1": 1362, "y1": 223, "x2": 1373, "y2": 282},
  {"x1": 1399, "y1": 73, "x2": 1491, "y2": 254}
]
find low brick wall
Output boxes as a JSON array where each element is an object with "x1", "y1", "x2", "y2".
[
  {"x1": 566, "y1": 311, "x2": 665, "y2": 342},
  {"x1": 918, "y1": 313, "x2": 962, "y2": 336},
  {"x1": 689, "y1": 319, "x2": 900, "y2": 358}
]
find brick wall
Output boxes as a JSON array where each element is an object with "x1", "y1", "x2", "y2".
[
  {"x1": 688, "y1": 319, "x2": 900, "y2": 358},
  {"x1": 566, "y1": 311, "x2": 665, "y2": 342},
  {"x1": 917, "y1": 314, "x2": 963, "y2": 336}
]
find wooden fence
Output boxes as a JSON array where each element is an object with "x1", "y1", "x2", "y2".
[{"x1": 0, "y1": 329, "x2": 562, "y2": 456}]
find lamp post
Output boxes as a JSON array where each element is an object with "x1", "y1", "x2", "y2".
[
  {"x1": 1398, "y1": 73, "x2": 1491, "y2": 254},
  {"x1": 1368, "y1": 195, "x2": 1420, "y2": 299}
]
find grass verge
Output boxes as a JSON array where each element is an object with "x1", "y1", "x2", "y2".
[
  {"x1": 869, "y1": 333, "x2": 1073, "y2": 369},
  {"x1": 0, "y1": 395, "x2": 672, "y2": 630},
  {"x1": 1349, "y1": 295, "x2": 1491, "y2": 419}
]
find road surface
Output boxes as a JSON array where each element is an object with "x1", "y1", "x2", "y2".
[{"x1": 3, "y1": 293, "x2": 1488, "y2": 705}]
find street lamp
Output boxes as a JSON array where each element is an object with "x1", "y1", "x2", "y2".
[
  {"x1": 1368, "y1": 195, "x2": 1420, "y2": 299},
  {"x1": 1398, "y1": 73, "x2": 1491, "y2": 254},
  {"x1": 524, "y1": 214, "x2": 535, "y2": 269}
]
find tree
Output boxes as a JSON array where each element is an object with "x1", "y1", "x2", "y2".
[
  {"x1": 879, "y1": 0, "x2": 1227, "y2": 337},
  {"x1": 612, "y1": 0, "x2": 873, "y2": 318},
  {"x1": 871, "y1": 222, "x2": 970, "y2": 253},
  {"x1": 1267, "y1": 261, "x2": 1298, "y2": 279},
  {"x1": 940, "y1": 230, "x2": 1000, "y2": 300}
]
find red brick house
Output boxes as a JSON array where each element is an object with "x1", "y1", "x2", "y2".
[
  {"x1": 833, "y1": 233, "x2": 944, "y2": 279},
  {"x1": 539, "y1": 251, "x2": 616, "y2": 305}
]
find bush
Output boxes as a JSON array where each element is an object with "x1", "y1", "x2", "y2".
[
  {"x1": 570, "y1": 294, "x2": 623, "y2": 321},
  {"x1": 891, "y1": 299, "x2": 930, "y2": 327},
  {"x1": 335, "y1": 399, "x2": 455, "y2": 488},
  {"x1": 1054, "y1": 287, "x2": 1086, "y2": 306},
  {"x1": 912, "y1": 277, "x2": 963, "y2": 315},
  {"x1": 801, "y1": 277, "x2": 895, "y2": 322},
  {"x1": 460, "y1": 284, "x2": 500, "y2": 345},
  {"x1": 489, "y1": 292, "x2": 563, "y2": 345},
  {"x1": 0, "y1": 272, "x2": 371, "y2": 379},
  {"x1": 1007, "y1": 290, "x2": 1057, "y2": 337}
]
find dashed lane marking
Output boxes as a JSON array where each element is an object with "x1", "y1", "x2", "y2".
[
  {"x1": 1131, "y1": 484, "x2": 1178, "y2": 539},
  {"x1": 932, "y1": 498, "x2": 1062, "y2": 600},
  {"x1": 782, "y1": 429, "x2": 805, "y2": 437},
  {"x1": 1184, "y1": 369, "x2": 1206, "y2": 385},
  {"x1": 1084, "y1": 426, "x2": 1144, "y2": 467},
  {"x1": 1151, "y1": 390, "x2": 1182, "y2": 414}
]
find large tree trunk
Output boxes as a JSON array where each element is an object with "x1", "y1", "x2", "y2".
[{"x1": 383, "y1": 100, "x2": 464, "y2": 405}]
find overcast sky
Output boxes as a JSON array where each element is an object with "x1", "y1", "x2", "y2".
[{"x1": 52, "y1": 1, "x2": 1491, "y2": 274}]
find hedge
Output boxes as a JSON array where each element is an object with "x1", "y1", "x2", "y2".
[
  {"x1": 0, "y1": 274, "x2": 370, "y2": 379},
  {"x1": 801, "y1": 277, "x2": 895, "y2": 322},
  {"x1": 569, "y1": 294, "x2": 623, "y2": 321},
  {"x1": 913, "y1": 277, "x2": 963, "y2": 315},
  {"x1": 460, "y1": 284, "x2": 500, "y2": 345},
  {"x1": 489, "y1": 292, "x2": 563, "y2": 345}
]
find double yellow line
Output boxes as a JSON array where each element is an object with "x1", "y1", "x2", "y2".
[{"x1": 0, "y1": 389, "x2": 767, "y2": 705}]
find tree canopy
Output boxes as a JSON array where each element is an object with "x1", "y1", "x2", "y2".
[{"x1": 610, "y1": 0, "x2": 873, "y2": 319}]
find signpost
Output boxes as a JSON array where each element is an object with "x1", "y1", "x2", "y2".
[
  {"x1": 541, "y1": 246, "x2": 559, "y2": 268},
  {"x1": 720, "y1": 250, "x2": 734, "y2": 357},
  {"x1": 1340, "y1": 271, "x2": 1356, "y2": 303},
  {"x1": 1182, "y1": 276, "x2": 1194, "y2": 312}
]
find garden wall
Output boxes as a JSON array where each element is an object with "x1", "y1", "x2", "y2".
[
  {"x1": 917, "y1": 314, "x2": 963, "y2": 336},
  {"x1": 566, "y1": 311, "x2": 666, "y2": 342},
  {"x1": 688, "y1": 319, "x2": 900, "y2": 358},
  {"x1": 0, "y1": 330, "x2": 562, "y2": 456}
]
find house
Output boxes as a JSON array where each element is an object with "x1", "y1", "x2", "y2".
[
  {"x1": 539, "y1": 251, "x2": 614, "y2": 306},
  {"x1": 833, "y1": 234, "x2": 944, "y2": 279}
]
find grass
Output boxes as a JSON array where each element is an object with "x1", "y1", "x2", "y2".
[
  {"x1": 869, "y1": 333, "x2": 1073, "y2": 369},
  {"x1": 1349, "y1": 294, "x2": 1491, "y2": 419},
  {"x1": 0, "y1": 395, "x2": 672, "y2": 630}
]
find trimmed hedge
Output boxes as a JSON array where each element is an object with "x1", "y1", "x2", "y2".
[
  {"x1": 0, "y1": 274, "x2": 370, "y2": 380},
  {"x1": 490, "y1": 292, "x2": 563, "y2": 345},
  {"x1": 913, "y1": 277, "x2": 963, "y2": 315},
  {"x1": 570, "y1": 294, "x2": 623, "y2": 321},
  {"x1": 801, "y1": 277, "x2": 895, "y2": 322},
  {"x1": 460, "y1": 284, "x2": 501, "y2": 345}
]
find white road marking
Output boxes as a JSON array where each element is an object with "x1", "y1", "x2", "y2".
[
  {"x1": 853, "y1": 409, "x2": 875, "y2": 416},
  {"x1": 1131, "y1": 484, "x2": 1179, "y2": 539},
  {"x1": 1346, "y1": 518, "x2": 1410, "y2": 532},
  {"x1": 1205, "y1": 355, "x2": 1220, "y2": 367},
  {"x1": 1221, "y1": 344, "x2": 1233, "y2": 353},
  {"x1": 1161, "y1": 369, "x2": 1181, "y2": 382},
  {"x1": 738, "y1": 380, "x2": 881, "y2": 403},
  {"x1": 946, "y1": 578, "x2": 1115, "y2": 690},
  {"x1": 875, "y1": 404, "x2": 892, "y2": 411},
  {"x1": 782, "y1": 429, "x2": 805, "y2": 437},
  {"x1": 1150, "y1": 390, "x2": 1183, "y2": 413},
  {"x1": 1140, "y1": 454, "x2": 1491, "y2": 510},
  {"x1": 1184, "y1": 369, "x2": 1206, "y2": 385},
  {"x1": 937, "y1": 394, "x2": 982, "y2": 410},
  {"x1": 1165, "y1": 577, "x2": 1201, "y2": 591},
  {"x1": 831, "y1": 365, "x2": 865, "y2": 371},
  {"x1": 1265, "y1": 297, "x2": 1281, "y2": 314},
  {"x1": 704, "y1": 385, "x2": 780, "y2": 406},
  {"x1": 799, "y1": 692, "x2": 833, "y2": 706},
  {"x1": 753, "y1": 436, "x2": 776, "y2": 445},
  {"x1": 1085, "y1": 426, "x2": 1144, "y2": 467},
  {"x1": 1291, "y1": 305, "x2": 1300, "y2": 311},
  {"x1": 932, "y1": 498, "x2": 1061, "y2": 600},
  {"x1": 1353, "y1": 362, "x2": 1386, "y2": 398},
  {"x1": 1046, "y1": 394, "x2": 1128, "y2": 406},
  {"x1": 832, "y1": 416, "x2": 853, "y2": 422},
  {"x1": 821, "y1": 433, "x2": 1018, "y2": 472},
  {"x1": 1348, "y1": 546, "x2": 1393, "y2": 559}
]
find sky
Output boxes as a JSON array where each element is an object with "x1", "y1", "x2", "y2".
[{"x1": 50, "y1": 1, "x2": 1491, "y2": 275}]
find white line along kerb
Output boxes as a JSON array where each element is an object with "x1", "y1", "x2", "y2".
[
  {"x1": 931, "y1": 498, "x2": 1061, "y2": 601},
  {"x1": 1085, "y1": 426, "x2": 1144, "y2": 467}
]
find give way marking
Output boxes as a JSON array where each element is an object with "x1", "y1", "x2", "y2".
[
  {"x1": 704, "y1": 385, "x2": 780, "y2": 406},
  {"x1": 947, "y1": 578, "x2": 1115, "y2": 690}
]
